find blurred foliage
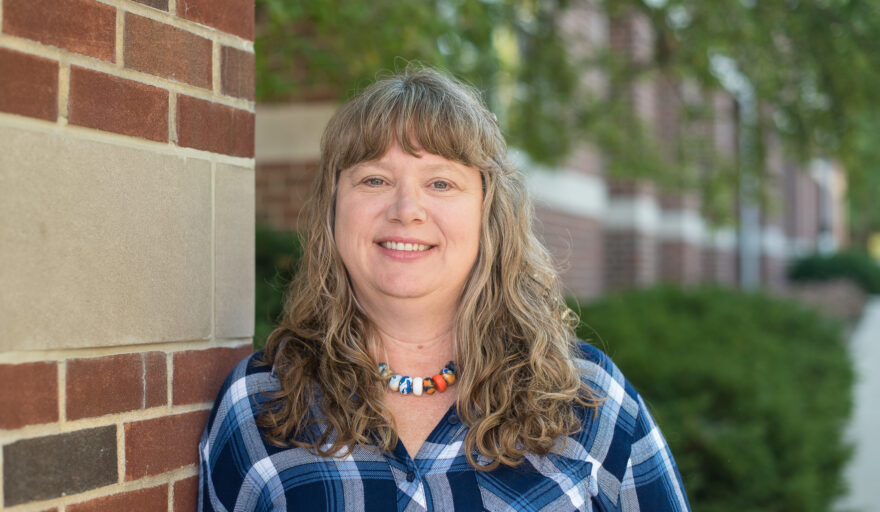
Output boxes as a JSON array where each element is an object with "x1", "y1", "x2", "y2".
[
  {"x1": 254, "y1": 224, "x2": 302, "y2": 349},
  {"x1": 788, "y1": 249, "x2": 880, "y2": 294},
  {"x1": 618, "y1": 0, "x2": 880, "y2": 246},
  {"x1": 255, "y1": 0, "x2": 880, "y2": 237},
  {"x1": 573, "y1": 285, "x2": 853, "y2": 512}
]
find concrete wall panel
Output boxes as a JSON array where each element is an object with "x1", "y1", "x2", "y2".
[{"x1": 0, "y1": 125, "x2": 212, "y2": 350}]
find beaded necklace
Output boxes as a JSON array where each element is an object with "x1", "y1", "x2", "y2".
[
  {"x1": 376, "y1": 343, "x2": 456, "y2": 396},
  {"x1": 377, "y1": 360, "x2": 456, "y2": 396}
]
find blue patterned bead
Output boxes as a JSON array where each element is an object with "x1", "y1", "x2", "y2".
[
  {"x1": 399, "y1": 376, "x2": 413, "y2": 395},
  {"x1": 446, "y1": 361, "x2": 456, "y2": 373},
  {"x1": 378, "y1": 363, "x2": 393, "y2": 379},
  {"x1": 389, "y1": 374, "x2": 402, "y2": 391},
  {"x1": 440, "y1": 367, "x2": 455, "y2": 385}
]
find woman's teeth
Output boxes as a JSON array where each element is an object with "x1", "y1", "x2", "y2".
[{"x1": 380, "y1": 241, "x2": 431, "y2": 251}]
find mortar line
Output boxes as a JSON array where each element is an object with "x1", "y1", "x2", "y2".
[
  {"x1": 212, "y1": 36, "x2": 221, "y2": 96},
  {"x1": 0, "y1": 112, "x2": 255, "y2": 166},
  {"x1": 116, "y1": 8, "x2": 125, "y2": 67},
  {"x1": 211, "y1": 159, "x2": 217, "y2": 341},
  {"x1": 58, "y1": 60, "x2": 71, "y2": 125},
  {"x1": 0, "y1": 338, "x2": 253, "y2": 365},
  {"x1": 169, "y1": 92, "x2": 178, "y2": 143}
]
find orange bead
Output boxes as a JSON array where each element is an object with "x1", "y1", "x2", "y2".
[{"x1": 432, "y1": 374, "x2": 447, "y2": 392}]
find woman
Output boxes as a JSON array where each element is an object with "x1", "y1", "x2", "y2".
[{"x1": 200, "y1": 67, "x2": 690, "y2": 511}]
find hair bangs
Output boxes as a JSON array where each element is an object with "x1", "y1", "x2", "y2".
[{"x1": 324, "y1": 69, "x2": 500, "y2": 177}]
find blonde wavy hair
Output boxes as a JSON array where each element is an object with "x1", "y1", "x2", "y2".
[{"x1": 260, "y1": 66, "x2": 598, "y2": 470}]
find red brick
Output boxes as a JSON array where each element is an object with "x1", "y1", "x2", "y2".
[
  {"x1": 176, "y1": 95, "x2": 254, "y2": 157},
  {"x1": 69, "y1": 67, "x2": 168, "y2": 142},
  {"x1": 124, "y1": 13, "x2": 212, "y2": 89},
  {"x1": 68, "y1": 484, "x2": 168, "y2": 512},
  {"x1": 125, "y1": 410, "x2": 209, "y2": 480},
  {"x1": 145, "y1": 352, "x2": 168, "y2": 408},
  {"x1": 66, "y1": 352, "x2": 168, "y2": 421},
  {"x1": 2, "y1": 0, "x2": 115, "y2": 61},
  {"x1": 173, "y1": 476, "x2": 198, "y2": 511},
  {"x1": 221, "y1": 46, "x2": 254, "y2": 100},
  {"x1": 178, "y1": 0, "x2": 254, "y2": 40},
  {"x1": 0, "y1": 361, "x2": 58, "y2": 429},
  {"x1": 172, "y1": 345, "x2": 252, "y2": 405},
  {"x1": 67, "y1": 354, "x2": 141, "y2": 420},
  {"x1": 0, "y1": 48, "x2": 58, "y2": 121}
]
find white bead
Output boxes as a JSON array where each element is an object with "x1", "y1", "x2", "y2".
[
  {"x1": 413, "y1": 377, "x2": 423, "y2": 396},
  {"x1": 389, "y1": 374, "x2": 402, "y2": 391}
]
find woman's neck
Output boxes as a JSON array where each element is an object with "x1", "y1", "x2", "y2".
[{"x1": 358, "y1": 295, "x2": 457, "y2": 374}]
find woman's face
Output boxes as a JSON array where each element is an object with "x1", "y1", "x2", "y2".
[{"x1": 334, "y1": 141, "x2": 483, "y2": 310}]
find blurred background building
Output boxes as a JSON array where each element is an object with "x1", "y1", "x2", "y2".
[{"x1": 252, "y1": 2, "x2": 853, "y2": 301}]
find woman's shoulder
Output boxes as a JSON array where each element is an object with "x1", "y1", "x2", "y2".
[
  {"x1": 565, "y1": 341, "x2": 645, "y2": 466},
  {"x1": 572, "y1": 340, "x2": 640, "y2": 413},
  {"x1": 215, "y1": 349, "x2": 278, "y2": 399},
  {"x1": 567, "y1": 341, "x2": 691, "y2": 511},
  {"x1": 199, "y1": 350, "x2": 287, "y2": 510},
  {"x1": 202, "y1": 350, "x2": 281, "y2": 437}
]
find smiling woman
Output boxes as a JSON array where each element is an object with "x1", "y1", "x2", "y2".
[{"x1": 199, "y1": 66, "x2": 691, "y2": 511}]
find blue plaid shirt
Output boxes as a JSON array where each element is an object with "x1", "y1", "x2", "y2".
[{"x1": 199, "y1": 343, "x2": 690, "y2": 511}]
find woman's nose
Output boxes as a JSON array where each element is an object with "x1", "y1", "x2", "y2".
[{"x1": 387, "y1": 183, "x2": 426, "y2": 224}]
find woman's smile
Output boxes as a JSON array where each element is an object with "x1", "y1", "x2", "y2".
[{"x1": 376, "y1": 238, "x2": 438, "y2": 260}]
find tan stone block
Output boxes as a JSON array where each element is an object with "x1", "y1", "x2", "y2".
[
  {"x1": 0, "y1": 126, "x2": 212, "y2": 350},
  {"x1": 215, "y1": 163, "x2": 254, "y2": 338}
]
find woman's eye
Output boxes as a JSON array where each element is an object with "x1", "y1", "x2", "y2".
[
  {"x1": 432, "y1": 181, "x2": 451, "y2": 190},
  {"x1": 365, "y1": 177, "x2": 385, "y2": 186}
]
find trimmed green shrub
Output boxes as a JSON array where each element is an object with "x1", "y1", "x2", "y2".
[
  {"x1": 573, "y1": 285, "x2": 853, "y2": 512},
  {"x1": 788, "y1": 250, "x2": 880, "y2": 294},
  {"x1": 254, "y1": 225, "x2": 302, "y2": 349}
]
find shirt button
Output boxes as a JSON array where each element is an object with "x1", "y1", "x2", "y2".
[
  {"x1": 448, "y1": 414, "x2": 460, "y2": 425},
  {"x1": 406, "y1": 470, "x2": 416, "y2": 482}
]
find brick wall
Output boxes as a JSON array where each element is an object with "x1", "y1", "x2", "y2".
[
  {"x1": 256, "y1": 161, "x2": 318, "y2": 230},
  {"x1": 702, "y1": 244, "x2": 738, "y2": 286},
  {"x1": 604, "y1": 229, "x2": 659, "y2": 290},
  {"x1": 0, "y1": 0, "x2": 255, "y2": 509}
]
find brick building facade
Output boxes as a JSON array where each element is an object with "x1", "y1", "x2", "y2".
[{"x1": 0, "y1": 0, "x2": 255, "y2": 509}]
